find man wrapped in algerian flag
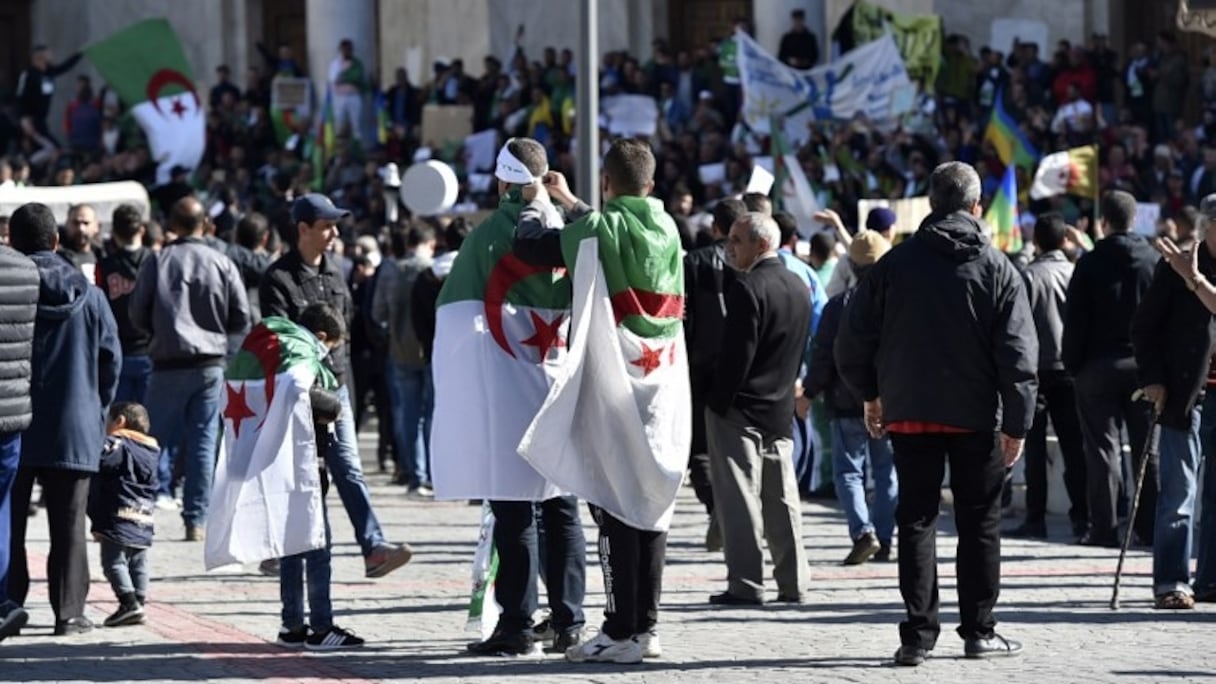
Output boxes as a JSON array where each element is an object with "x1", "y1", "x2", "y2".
[
  {"x1": 432, "y1": 138, "x2": 588, "y2": 657},
  {"x1": 513, "y1": 139, "x2": 691, "y2": 664}
]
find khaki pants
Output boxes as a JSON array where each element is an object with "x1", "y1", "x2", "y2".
[{"x1": 706, "y1": 409, "x2": 810, "y2": 601}]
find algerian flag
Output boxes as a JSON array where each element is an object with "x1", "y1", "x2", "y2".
[
  {"x1": 430, "y1": 191, "x2": 572, "y2": 501},
  {"x1": 1030, "y1": 145, "x2": 1098, "y2": 200},
  {"x1": 465, "y1": 503, "x2": 500, "y2": 641},
  {"x1": 518, "y1": 197, "x2": 691, "y2": 532},
  {"x1": 204, "y1": 318, "x2": 336, "y2": 571},
  {"x1": 85, "y1": 19, "x2": 205, "y2": 185}
]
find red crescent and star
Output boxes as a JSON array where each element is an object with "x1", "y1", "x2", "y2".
[
  {"x1": 223, "y1": 383, "x2": 257, "y2": 438},
  {"x1": 482, "y1": 248, "x2": 686, "y2": 372},
  {"x1": 147, "y1": 68, "x2": 200, "y2": 118}
]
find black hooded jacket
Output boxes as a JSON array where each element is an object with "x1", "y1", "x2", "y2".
[{"x1": 834, "y1": 211, "x2": 1038, "y2": 437}]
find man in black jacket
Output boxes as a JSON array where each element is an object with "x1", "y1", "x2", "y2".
[
  {"x1": 98, "y1": 204, "x2": 153, "y2": 404},
  {"x1": 1005, "y1": 214, "x2": 1088, "y2": 540},
  {"x1": 0, "y1": 243, "x2": 38, "y2": 640},
  {"x1": 836, "y1": 162, "x2": 1037, "y2": 666},
  {"x1": 1062, "y1": 190, "x2": 1160, "y2": 548},
  {"x1": 705, "y1": 212, "x2": 811, "y2": 606},
  {"x1": 16, "y1": 45, "x2": 82, "y2": 153},
  {"x1": 682, "y1": 197, "x2": 746, "y2": 550},
  {"x1": 1131, "y1": 195, "x2": 1216, "y2": 610},
  {"x1": 261, "y1": 193, "x2": 412, "y2": 579}
]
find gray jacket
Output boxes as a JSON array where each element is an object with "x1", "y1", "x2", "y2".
[
  {"x1": 1024, "y1": 250, "x2": 1072, "y2": 372},
  {"x1": 0, "y1": 246, "x2": 39, "y2": 434},
  {"x1": 129, "y1": 236, "x2": 251, "y2": 367},
  {"x1": 373, "y1": 252, "x2": 433, "y2": 367}
]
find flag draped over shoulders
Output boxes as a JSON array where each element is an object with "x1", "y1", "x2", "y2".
[
  {"x1": 431, "y1": 191, "x2": 572, "y2": 501},
  {"x1": 204, "y1": 317, "x2": 334, "y2": 570},
  {"x1": 519, "y1": 197, "x2": 691, "y2": 531}
]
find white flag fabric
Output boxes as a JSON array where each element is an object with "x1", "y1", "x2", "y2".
[
  {"x1": 518, "y1": 238, "x2": 691, "y2": 532},
  {"x1": 737, "y1": 29, "x2": 912, "y2": 144},
  {"x1": 133, "y1": 95, "x2": 206, "y2": 186},
  {"x1": 204, "y1": 367, "x2": 325, "y2": 571}
]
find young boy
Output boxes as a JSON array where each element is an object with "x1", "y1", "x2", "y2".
[
  {"x1": 241, "y1": 303, "x2": 362, "y2": 650},
  {"x1": 89, "y1": 402, "x2": 160, "y2": 627}
]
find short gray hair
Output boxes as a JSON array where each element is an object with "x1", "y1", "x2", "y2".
[
  {"x1": 737, "y1": 211, "x2": 780, "y2": 249},
  {"x1": 928, "y1": 162, "x2": 982, "y2": 214}
]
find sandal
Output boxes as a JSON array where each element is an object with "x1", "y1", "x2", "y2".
[{"x1": 1154, "y1": 591, "x2": 1195, "y2": 610}]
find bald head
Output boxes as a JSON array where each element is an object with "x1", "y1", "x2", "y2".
[{"x1": 170, "y1": 197, "x2": 205, "y2": 236}]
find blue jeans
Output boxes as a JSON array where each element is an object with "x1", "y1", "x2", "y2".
[
  {"x1": 1196, "y1": 393, "x2": 1216, "y2": 595},
  {"x1": 146, "y1": 366, "x2": 224, "y2": 527},
  {"x1": 327, "y1": 385, "x2": 385, "y2": 556},
  {"x1": 114, "y1": 355, "x2": 152, "y2": 405},
  {"x1": 0, "y1": 432, "x2": 19, "y2": 605},
  {"x1": 1154, "y1": 406, "x2": 1202, "y2": 596},
  {"x1": 831, "y1": 417, "x2": 898, "y2": 544},
  {"x1": 99, "y1": 539, "x2": 149, "y2": 600},
  {"x1": 281, "y1": 493, "x2": 333, "y2": 631},
  {"x1": 387, "y1": 360, "x2": 433, "y2": 488}
]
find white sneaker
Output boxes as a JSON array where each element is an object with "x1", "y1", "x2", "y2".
[
  {"x1": 406, "y1": 485, "x2": 434, "y2": 501},
  {"x1": 155, "y1": 495, "x2": 179, "y2": 511},
  {"x1": 635, "y1": 630, "x2": 662, "y2": 658},
  {"x1": 565, "y1": 631, "x2": 643, "y2": 664}
]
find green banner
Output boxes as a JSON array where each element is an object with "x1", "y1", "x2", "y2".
[{"x1": 853, "y1": 2, "x2": 942, "y2": 87}]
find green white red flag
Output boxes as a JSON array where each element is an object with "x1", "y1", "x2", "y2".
[
  {"x1": 204, "y1": 318, "x2": 335, "y2": 570},
  {"x1": 84, "y1": 19, "x2": 205, "y2": 185}
]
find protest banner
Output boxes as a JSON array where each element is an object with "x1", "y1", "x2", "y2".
[
  {"x1": 600, "y1": 95, "x2": 659, "y2": 137},
  {"x1": 736, "y1": 29, "x2": 911, "y2": 145}
]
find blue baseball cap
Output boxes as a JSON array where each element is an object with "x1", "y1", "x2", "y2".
[{"x1": 291, "y1": 193, "x2": 351, "y2": 224}]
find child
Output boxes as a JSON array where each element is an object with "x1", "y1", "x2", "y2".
[
  {"x1": 89, "y1": 402, "x2": 160, "y2": 627},
  {"x1": 256, "y1": 303, "x2": 362, "y2": 650}
]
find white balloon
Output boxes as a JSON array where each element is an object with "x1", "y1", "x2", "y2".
[{"x1": 399, "y1": 160, "x2": 459, "y2": 216}]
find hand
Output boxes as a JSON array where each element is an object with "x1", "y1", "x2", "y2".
[
  {"x1": 999, "y1": 434, "x2": 1024, "y2": 467},
  {"x1": 542, "y1": 171, "x2": 578, "y2": 208},
  {"x1": 1141, "y1": 384, "x2": 1167, "y2": 415},
  {"x1": 863, "y1": 398, "x2": 884, "y2": 439},
  {"x1": 1154, "y1": 237, "x2": 1202, "y2": 283},
  {"x1": 795, "y1": 395, "x2": 811, "y2": 421}
]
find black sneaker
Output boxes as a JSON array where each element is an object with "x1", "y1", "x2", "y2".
[
  {"x1": 276, "y1": 626, "x2": 310, "y2": 648},
  {"x1": 874, "y1": 542, "x2": 895, "y2": 562},
  {"x1": 531, "y1": 617, "x2": 554, "y2": 645},
  {"x1": 466, "y1": 628, "x2": 538, "y2": 656},
  {"x1": 0, "y1": 602, "x2": 28, "y2": 641},
  {"x1": 103, "y1": 602, "x2": 145, "y2": 627},
  {"x1": 306, "y1": 625, "x2": 364, "y2": 651},
  {"x1": 548, "y1": 628, "x2": 583, "y2": 653},
  {"x1": 843, "y1": 532, "x2": 881, "y2": 565},
  {"x1": 964, "y1": 633, "x2": 1023, "y2": 658},
  {"x1": 895, "y1": 645, "x2": 928, "y2": 666}
]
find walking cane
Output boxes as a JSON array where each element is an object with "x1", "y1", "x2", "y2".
[{"x1": 1109, "y1": 401, "x2": 1161, "y2": 611}]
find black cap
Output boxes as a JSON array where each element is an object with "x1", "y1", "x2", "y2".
[
  {"x1": 291, "y1": 193, "x2": 351, "y2": 224},
  {"x1": 170, "y1": 165, "x2": 190, "y2": 178}
]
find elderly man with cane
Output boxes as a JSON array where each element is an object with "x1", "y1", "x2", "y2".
[{"x1": 1131, "y1": 195, "x2": 1216, "y2": 609}]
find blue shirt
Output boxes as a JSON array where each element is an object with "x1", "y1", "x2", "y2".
[{"x1": 779, "y1": 248, "x2": 827, "y2": 377}]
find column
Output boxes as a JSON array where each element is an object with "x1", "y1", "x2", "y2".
[{"x1": 306, "y1": 0, "x2": 376, "y2": 101}]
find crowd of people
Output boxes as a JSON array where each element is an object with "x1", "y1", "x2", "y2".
[{"x1": 0, "y1": 12, "x2": 1214, "y2": 669}]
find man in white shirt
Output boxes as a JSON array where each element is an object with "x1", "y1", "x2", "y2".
[
  {"x1": 1050, "y1": 84, "x2": 1094, "y2": 135},
  {"x1": 328, "y1": 39, "x2": 365, "y2": 142}
]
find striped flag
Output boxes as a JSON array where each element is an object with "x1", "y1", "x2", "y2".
[
  {"x1": 984, "y1": 88, "x2": 1039, "y2": 170},
  {"x1": 985, "y1": 164, "x2": 1022, "y2": 253},
  {"x1": 1030, "y1": 145, "x2": 1098, "y2": 200},
  {"x1": 770, "y1": 114, "x2": 820, "y2": 223}
]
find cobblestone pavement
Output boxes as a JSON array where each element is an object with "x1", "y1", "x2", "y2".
[{"x1": 5, "y1": 429, "x2": 1215, "y2": 683}]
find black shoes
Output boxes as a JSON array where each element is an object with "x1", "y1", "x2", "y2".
[
  {"x1": 467, "y1": 628, "x2": 539, "y2": 656},
  {"x1": 843, "y1": 532, "x2": 881, "y2": 565},
  {"x1": 104, "y1": 593, "x2": 145, "y2": 627},
  {"x1": 964, "y1": 633, "x2": 1024, "y2": 658},
  {"x1": 550, "y1": 628, "x2": 583, "y2": 653},
  {"x1": 53, "y1": 616, "x2": 95, "y2": 636},
  {"x1": 1077, "y1": 531, "x2": 1119, "y2": 548},
  {"x1": 1003, "y1": 520, "x2": 1047, "y2": 539},
  {"x1": 894, "y1": 645, "x2": 928, "y2": 666},
  {"x1": 774, "y1": 593, "x2": 806, "y2": 604},
  {"x1": 0, "y1": 602, "x2": 28, "y2": 641},
  {"x1": 874, "y1": 543, "x2": 895, "y2": 563},
  {"x1": 709, "y1": 591, "x2": 763, "y2": 607}
]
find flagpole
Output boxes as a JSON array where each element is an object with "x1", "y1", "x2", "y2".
[
  {"x1": 577, "y1": 0, "x2": 600, "y2": 209},
  {"x1": 1091, "y1": 142, "x2": 1100, "y2": 239}
]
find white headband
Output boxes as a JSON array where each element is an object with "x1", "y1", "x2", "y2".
[{"x1": 495, "y1": 140, "x2": 545, "y2": 185}]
